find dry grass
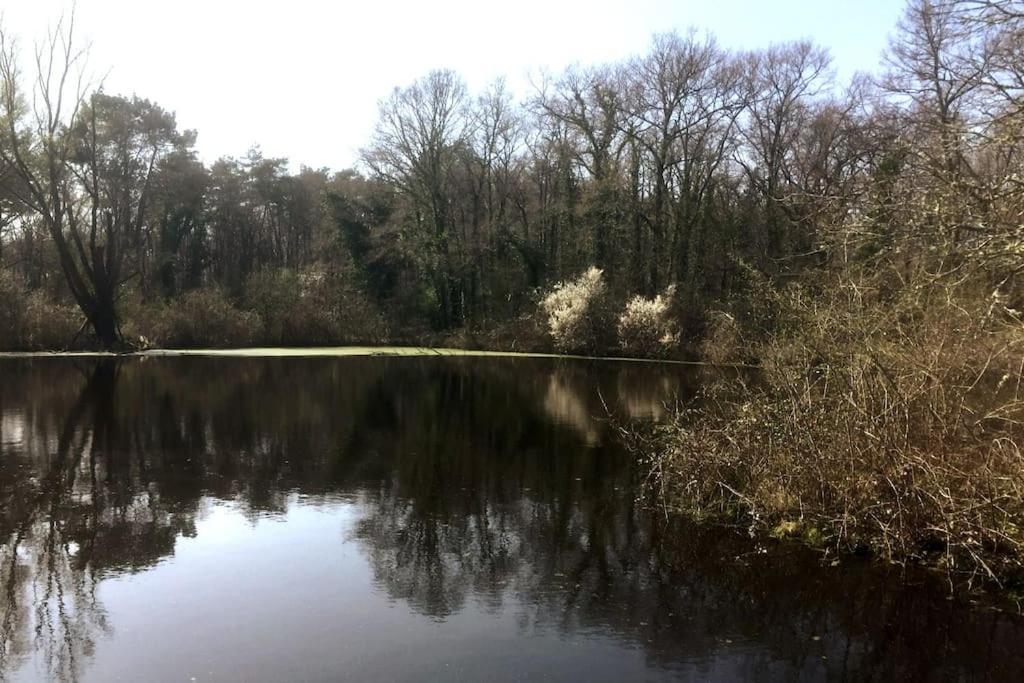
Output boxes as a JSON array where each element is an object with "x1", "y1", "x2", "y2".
[{"x1": 643, "y1": 276, "x2": 1024, "y2": 588}]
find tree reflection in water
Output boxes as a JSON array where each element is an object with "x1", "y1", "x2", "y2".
[
  {"x1": 1, "y1": 362, "x2": 116, "y2": 681},
  {"x1": 0, "y1": 356, "x2": 1022, "y2": 681}
]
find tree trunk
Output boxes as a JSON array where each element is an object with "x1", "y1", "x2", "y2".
[{"x1": 88, "y1": 297, "x2": 119, "y2": 349}]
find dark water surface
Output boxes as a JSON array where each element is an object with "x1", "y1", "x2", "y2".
[{"x1": 0, "y1": 355, "x2": 1022, "y2": 681}]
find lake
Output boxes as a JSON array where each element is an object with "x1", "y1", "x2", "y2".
[{"x1": 1, "y1": 354, "x2": 1022, "y2": 681}]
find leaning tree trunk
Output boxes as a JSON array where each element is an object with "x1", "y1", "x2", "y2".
[{"x1": 50, "y1": 226, "x2": 122, "y2": 349}]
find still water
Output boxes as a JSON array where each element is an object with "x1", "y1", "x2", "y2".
[{"x1": 0, "y1": 355, "x2": 1022, "y2": 681}]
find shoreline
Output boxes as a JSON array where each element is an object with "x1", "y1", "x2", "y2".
[{"x1": 0, "y1": 345, "x2": 751, "y2": 366}]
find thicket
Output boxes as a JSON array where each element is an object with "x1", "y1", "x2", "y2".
[
  {"x1": 0, "y1": 270, "x2": 79, "y2": 351},
  {"x1": 642, "y1": 273, "x2": 1024, "y2": 586}
]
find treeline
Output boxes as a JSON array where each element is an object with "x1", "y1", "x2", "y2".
[{"x1": 0, "y1": 0, "x2": 1022, "y2": 355}]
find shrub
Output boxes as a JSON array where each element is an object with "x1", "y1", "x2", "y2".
[
  {"x1": 540, "y1": 267, "x2": 610, "y2": 354},
  {"x1": 699, "y1": 310, "x2": 743, "y2": 365},
  {"x1": 617, "y1": 285, "x2": 679, "y2": 357},
  {"x1": 22, "y1": 292, "x2": 81, "y2": 350},
  {"x1": 244, "y1": 265, "x2": 387, "y2": 345},
  {"x1": 243, "y1": 269, "x2": 300, "y2": 344},
  {"x1": 462, "y1": 311, "x2": 550, "y2": 353},
  {"x1": 147, "y1": 288, "x2": 260, "y2": 348},
  {"x1": 0, "y1": 270, "x2": 81, "y2": 350},
  {"x1": 0, "y1": 269, "x2": 26, "y2": 350}
]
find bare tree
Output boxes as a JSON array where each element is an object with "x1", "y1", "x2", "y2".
[
  {"x1": 0, "y1": 158, "x2": 24, "y2": 263},
  {"x1": 534, "y1": 65, "x2": 627, "y2": 271},
  {"x1": 0, "y1": 15, "x2": 190, "y2": 347},
  {"x1": 363, "y1": 70, "x2": 469, "y2": 327},
  {"x1": 738, "y1": 41, "x2": 833, "y2": 263},
  {"x1": 0, "y1": 14, "x2": 123, "y2": 345}
]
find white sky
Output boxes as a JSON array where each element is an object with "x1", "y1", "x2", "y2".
[{"x1": 2, "y1": 0, "x2": 904, "y2": 171}]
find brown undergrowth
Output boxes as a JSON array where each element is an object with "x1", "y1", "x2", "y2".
[{"x1": 638, "y1": 274, "x2": 1024, "y2": 589}]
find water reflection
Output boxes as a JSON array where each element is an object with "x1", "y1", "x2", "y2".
[{"x1": 0, "y1": 356, "x2": 1021, "y2": 681}]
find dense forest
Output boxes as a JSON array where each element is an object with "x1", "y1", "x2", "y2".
[{"x1": 1, "y1": 0, "x2": 1018, "y2": 357}]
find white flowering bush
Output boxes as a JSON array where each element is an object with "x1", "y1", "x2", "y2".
[
  {"x1": 540, "y1": 267, "x2": 608, "y2": 353},
  {"x1": 616, "y1": 285, "x2": 679, "y2": 357}
]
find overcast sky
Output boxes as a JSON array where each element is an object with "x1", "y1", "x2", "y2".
[{"x1": 2, "y1": 0, "x2": 904, "y2": 171}]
